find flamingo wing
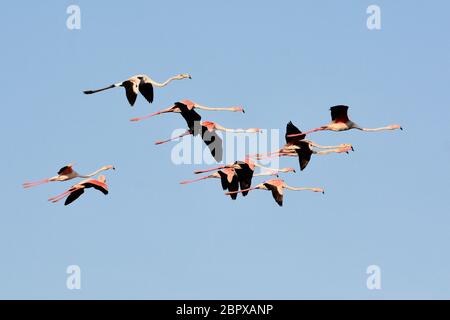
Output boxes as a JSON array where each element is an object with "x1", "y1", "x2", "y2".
[
  {"x1": 218, "y1": 170, "x2": 239, "y2": 199},
  {"x1": 58, "y1": 165, "x2": 73, "y2": 175},
  {"x1": 217, "y1": 170, "x2": 230, "y2": 190},
  {"x1": 227, "y1": 173, "x2": 239, "y2": 200},
  {"x1": 285, "y1": 121, "x2": 305, "y2": 144},
  {"x1": 138, "y1": 80, "x2": 154, "y2": 104},
  {"x1": 177, "y1": 102, "x2": 201, "y2": 131},
  {"x1": 201, "y1": 127, "x2": 223, "y2": 162},
  {"x1": 122, "y1": 80, "x2": 139, "y2": 106},
  {"x1": 64, "y1": 188, "x2": 85, "y2": 206},
  {"x1": 83, "y1": 180, "x2": 109, "y2": 195},
  {"x1": 264, "y1": 183, "x2": 284, "y2": 206},
  {"x1": 234, "y1": 162, "x2": 254, "y2": 196},
  {"x1": 295, "y1": 141, "x2": 313, "y2": 171},
  {"x1": 330, "y1": 105, "x2": 349, "y2": 123}
]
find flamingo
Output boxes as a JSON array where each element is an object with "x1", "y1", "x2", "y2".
[
  {"x1": 48, "y1": 175, "x2": 109, "y2": 206},
  {"x1": 154, "y1": 111, "x2": 261, "y2": 162},
  {"x1": 180, "y1": 167, "x2": 290, "y2": 199},
  {"x1": 83, "y1": 73, "x2": 191, "y2": 106},
  {"x1": 253, "y1": 121, "x2": 353, "y2": 171},
  {"x1": 288, "y1": 105, "x2": 403, "y2": 138},
  {"x1": 225, "y1": 179, "x2": 324, "y2": 207},
  {"x1": 180, "y1": 167, "x2": 240, "y2": 199},
  {"x1": 192, "y1": 157, "x2": 296, "y2": 196},
  {"x1": 23, "y1": 164, "x2": 115, "y2": 188},
  {"x1": 130, "y1": 99, "x2": 244, "y2": 122}
]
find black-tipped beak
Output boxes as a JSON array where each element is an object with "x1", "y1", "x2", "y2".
[
  {"x1": 351, "y1": 146, "x2": 354, "y2": 151},
  {"x1": 242, "y1": 109, "x2": 245, "y2": 113},
  {"x1": 112, "y1": 167, "x2": 116, "y2": 170},
  {"x1": 188, "y1": 75, "x2": 192, "y2": 79},
  {"x1": 400, "y1": 127, "x2": 403, "y2": 130},
  {"x1": 322, "y1": 190, "x2": 325, "y2": 194},
  {"x1": 293, "y1": 170, "x2": 296, "y2": 173}
]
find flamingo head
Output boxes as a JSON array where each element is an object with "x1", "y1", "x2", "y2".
[
  {"x1": 390, "y1": 124, "x2": 403, "y2": 130},
  {"x1": 280, "y1": 167, "x2": 296, "y2": 173},
  {"x1": 175, "y1": 74, "x2": 192, "y2": 80},
  {"x1": 233, "y1": 106, "x2": 245, "y2": 113}
]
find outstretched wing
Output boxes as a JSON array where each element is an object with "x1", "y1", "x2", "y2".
[
  {"x1": 227, "y1": 174, "x2": 239, "y2": 200},
  {"x1": 64, "y1": 188, "x2": 85, "y2": 206},
  {"x1": 138, "y1": 80, "x2": 154, "y2": 104},
  {"x1": 264, "y1": 183, "x2": 283, "y2": 206},
  {"x1": 285, "y1": 121, "x2": 305, "y2": 144},
  {"x1": 217, "y1": 170, "x2": 230, "y2": 190},
  {"x1": 234, "y1": 162, "x2": 254, "y2": 196},
  {"x1": 201, "y1": 127, "x2": 223, "y2": 162},
  {"x1": 83, "y1": 180, "x2": 109, "y2": 195},
  {"x1": 122, "y1": 80, "x2": 139, "y2": 106},
  {"x1": 58, "y1": 165, "x2": 73, "y2": 175},
  {"x1": 177, "y1": 102, "x2": 201, "y2": 131},
  {"x1": 295, "y1": 141, "x2": 313, "y2": 171},
  {"x1": 330, "y1": 105, "x2": 349, "y2": 123}
]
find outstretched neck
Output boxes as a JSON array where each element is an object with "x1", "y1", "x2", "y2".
[
  {"x1": 148, "y1": 76, "x2": 178, "y2": 87},
  {"x1": 79, "y1": 167, "x2": 110, "y2": 178},
  {"x1": 357, "y1": 124, "x2": 402, "y2": 132},
  {"x1": 284, "y1": 185, "x2": 324, "y2": 193}
]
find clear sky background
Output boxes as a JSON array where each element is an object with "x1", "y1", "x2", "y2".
[{"x1": 0, "y1": 1, "x2": 449, "y2": 299}]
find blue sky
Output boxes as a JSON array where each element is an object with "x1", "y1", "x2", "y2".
[{"x1": 0, "y1": 1, "x2": 449, "y2": 299}]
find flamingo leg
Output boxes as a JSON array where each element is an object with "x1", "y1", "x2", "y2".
[
  {"x1": 193, "y1": 166, "x2": 228, "y2": 174},
  {"x1": 180, "y1": 174, "x2": 217, "y2": 184},
  {"x1": 154, "y1": 131, "x2": 191, "y2": 145},
  {"x1": 48, "y1": 190, "x2": 72, "y2": 203},
  {"x1": 287, "y1": 127, "x2": 325, "y2": 138},
  {"x1": 130, "y1": 107, "x2": 174, "y2": 122},
  {"x1": 225, "y1": 186, "x2": 259, "y2": 196},
  {"x1": 22, "y1": 178, "x2": 50, "y2": 188}
]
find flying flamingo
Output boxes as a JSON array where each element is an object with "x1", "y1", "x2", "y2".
[
  {"x1": 130, "y1": 99, "x2": 244, "y2": 122},
  {"x1": 180, "y1": 167, "x2": 291, "y2": 199},
  {"x1": 193, "y1": 157, "x2": 296, "y2": 196},
  {"x1": 155, "y1": 113, "x2": 261, "y2": 162},
  {"x1": 253, "y1": 121, "x2": 353, "y2": 171},
  {"x1": 225, "y1": 179, "x2": 324, "y2": 207},
  {"x1": 180, "y1": 167, "x2": 241, "y2": 199},
  {"x1": 288, "y1": 105, "x2": 403, "y2": 138},
  {"x1": 48, "y1": 175, "x2": 109, "y2": 206},
  {"x1": 23, "y1": 164, "x2": 115, "y2": 188},
  {"x1": 83, "y1": 73, "x2": 191, "y2": 106}
]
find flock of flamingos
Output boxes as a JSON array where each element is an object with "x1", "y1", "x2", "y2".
[{"x1": 23, "y1": 73, "x2": 402, "y2": 206}]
